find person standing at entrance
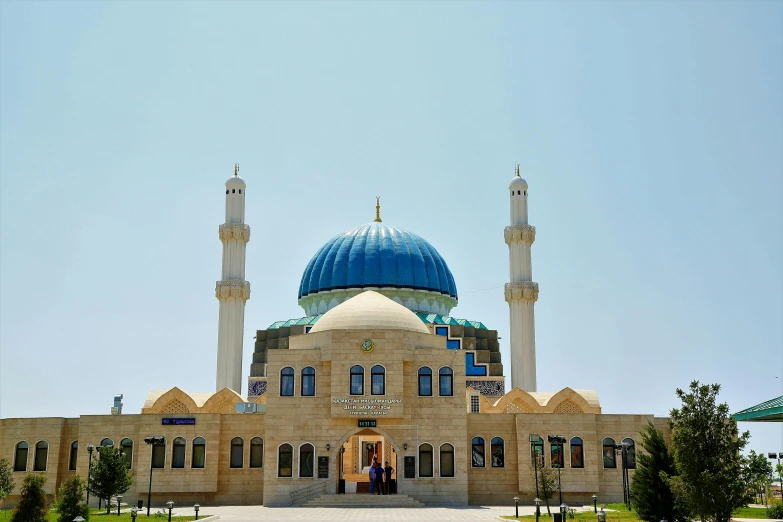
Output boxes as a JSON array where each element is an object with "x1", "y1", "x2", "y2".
[
  {"x1": 384, "y1": 461, "x2": 394, "y2": 494},
  {"x1": 369, "y1": 462, "x2": 376, "y2": 494},
  {"x1": 375, "y1": 462, "x2": 385, "y2": 495}
]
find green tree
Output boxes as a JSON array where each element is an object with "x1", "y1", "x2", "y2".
[
  {"x1": 11, "y1": 474, "x2": 47, "y2": 522},
  {"x1": 743, "y1": 450, "x2": 772, "y2": 504},
  {"x1": 0, "y1": 458, "x2": 14, "y2": 510},
  {"x1": 668, "y1": 381, "x2": 749, "y2": 522},
  {"x1": 89, "y1": 446, "x2": 133, "y2": 514},
  {"x1": 630, "y1": 422, "x2": 689, "y2": 522},
  {"x1": 54, "y1": 475, "x2": 89, "y2": 522},
  {"x1": 531, "y1": 465, "x2": 559, "y2": 515}
]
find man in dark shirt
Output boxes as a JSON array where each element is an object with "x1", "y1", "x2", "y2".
[
  {"x1": 384, "y1": 461, "x2": 394, "y2": 494},
  {"x1": 375, "y1": 462, "x2": 385, "y2": 494}
]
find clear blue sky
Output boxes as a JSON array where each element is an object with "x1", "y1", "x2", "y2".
[{"x1": 1, "y1": 1, "x2": 781, "y2": 456}]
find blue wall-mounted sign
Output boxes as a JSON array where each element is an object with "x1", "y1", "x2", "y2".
[{"x1": 162, "y1": 418, "x2": 196, "y2": 425}]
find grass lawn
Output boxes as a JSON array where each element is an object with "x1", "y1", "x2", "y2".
[
  {"x1": 0, "y1": 507, "x2": 207, "y2": 521},
  {"x1": 731, "y1": 506, "x2": 770, "y2": 519},
  {"x1": 500, "y1": 503, "x2": 641, "y2": 522}
]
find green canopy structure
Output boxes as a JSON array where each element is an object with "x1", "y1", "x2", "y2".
[{"x1": 733, "y1": 395, "x2": 783, "y2": 422}]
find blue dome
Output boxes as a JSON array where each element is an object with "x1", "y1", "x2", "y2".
[{"x1": 298, "y1": 222, "x2": 458, "y2": 301}]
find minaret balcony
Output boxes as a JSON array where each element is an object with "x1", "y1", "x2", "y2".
[
  {"x1": 504, "y1": 224, "x2": 536, "y2": 245},
  {"x1": 504, "y1": 281, "x2": 539, "y2": 302},
  {"x1": 219, "y1": 223, "x2": 250, "y2": 242},
  {"x1": 215, "y1": 280, "x2": 251, "y2": 300}
]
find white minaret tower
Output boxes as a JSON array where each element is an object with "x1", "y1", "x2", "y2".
[
  {"x1": 215, "y1": 164, "x2": 251, "y2": 393},
  {"x1": 505, "y1": 165, "x2": 539, "y2": 392}
]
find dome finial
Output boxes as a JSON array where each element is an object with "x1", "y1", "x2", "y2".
[
  {"x1": 374, "y1": 197, "x2": 382, "y2": 222},
  {"x1": 234, "y1": 163, "x2": 239, "y2": 177},
  {"x1": 516, "y1": 163, "x2": 520, "y2": 177}
]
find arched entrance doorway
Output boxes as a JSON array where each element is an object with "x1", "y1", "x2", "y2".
[{"x1": 333, "y1": 426, "x2": 399, "y2": 495}]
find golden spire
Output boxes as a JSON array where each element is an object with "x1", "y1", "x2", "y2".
[
  {"x1": 515, "y1": 164, "x2": 520, "y2": 177},
  {"x1": 374, "y1": 196, "x2": 382, "y2": 222},
  {"x1": 234, "y1": 163, "x2": 239, "y2": 177}
]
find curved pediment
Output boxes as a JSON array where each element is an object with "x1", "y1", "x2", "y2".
[
  {"x1": 143, "y1": 387, "x2": 199, "y2": 414},
  {"x1": 491, "y1": 387, "x2": 542, "y2": 413},
  {"x1": 543, "y1": 387, "x2": 600, "y2": 414}
]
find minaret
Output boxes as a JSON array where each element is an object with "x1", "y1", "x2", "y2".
[
  {"x1": 505, "y1": 165, "x2": 539, "y2": 392},
  {"x1": 215, "y1": 164, "x2": 251, "y2": 393}
]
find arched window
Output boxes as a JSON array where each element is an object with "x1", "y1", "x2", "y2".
[
  {"x1": 602, "y1": 437, "x2": 616, "y2": 468},
  {"x1": 301, "y1": 367, "x2": 315, "y2": 396},
  {"x1": 622, "y1": 438, "x2": 636, "y2": 469},
  {"x1": 14, "y1": 442, "x2": 28, "y2": 472},
  {"x1": 299, "y1": 443, "x2": 315, "y2": 478},
  {"x1": 33, "y1": 441, "x2": 48, "y2": 471},
  {"x1": 120, "y1": 438, "x2": 134, "y2": 469},
  {"x1": 418, "y1": 367, "x2": 432, "y2": 396},
  {"x1": 250, "y1": 437, "x2": 263, "y2": 468},
  {"x1": 172, "y1": 437, "x2": 186, "y2": 468},
  {"x1": 280, "y1": 367, "x2": 294, "y2": 396},
  {"x1": 69, "y1": 441, "x2": 78, "y2": 471},
  {"x1": 350, "y1": 365, "x2": 364, "y2": 395},
  {"x1": 152, "y1": 439, "x2": 166, "y2": 469},
  {"x1": 101, "y1": 438, "x2": 114, "y2": 448},
  {"x1": 491, "y1": 437, "x2": 505, "y2": 467},
  {"x1": 278, "y1": 443, "x2": 293, "y2": 477},
  {"x1": 192, "y1": 437, "x2": 206, "y2": 469},
  {"x1": 439, "y1": 367, "x2": 453, "y2": 396},
  {"x1": 570, "y1": 437, "x2": 584, "y2": 468},
  {"x1": 371, "y1": 365, "x2": 385, "y2": 395},
  {"x1": 230, "y1": 437, "x2": 244, "y2": 468},
  {"x1": 419, "y1": 443, "x2": 433, "y2": 477},
  {"x1": 531, "y1": 438, "x2": 544, "y2": 468},
  {"x1": 440, "y1": 443, "x2": 455, "y2": 477},
  {"x1": 551, "y1": 438, "x2": 564, "y2": 469},
  {"x1": 471, "y1": 437, "x2": 485, "y2": 467}
]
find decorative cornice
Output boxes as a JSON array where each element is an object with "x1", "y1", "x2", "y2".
[
  {"x1": 504, "y1": 225, "x2": 536, "y2": 245},
  {"x1": 216, "y1": 280, "x2": 251, "y2": 300},
  {"x1": 219, "y1": 224, "x2": 250, "y2": 243},
  {"x1": 504, "y1": 281, "x2": 539, "y2": 303}
]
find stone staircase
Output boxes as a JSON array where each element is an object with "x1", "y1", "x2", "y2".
[{"x1": 303, "y1": 493, "x2": 425, "y2": 508}]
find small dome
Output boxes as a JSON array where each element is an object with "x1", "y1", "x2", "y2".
[
  {"x1": 226, "y1": 175, "x2": 246, "y2": 186},
  {"x1": 509, "y1": 175, "x2": 528, "y2": 189},
  {"x1": 308, "y1": 291, "x2": 430, "y2": 334}
]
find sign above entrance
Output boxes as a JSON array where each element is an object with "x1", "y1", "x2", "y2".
[
  {"x1": 162, "y1": 418, "x2": 195, "y2": 425},
  {"x1": 358, "y1": 419, "x2": 376, "y2": 428},
  {"x1": 360, "y1": 339, "x2": 374, "y2": 353}
]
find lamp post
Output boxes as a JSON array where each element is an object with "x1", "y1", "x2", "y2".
[
  {"x1": 614, "y1": 442, "x2": 631, "y2": 510},
  {"x1": 194, "y1": 503, "x2": 200, "y2": 520},
  {"x1": 592, "y1": 494, "x2": 598, "y2": 513},
  {"x1": 560, "y1": 503, "x2": 568, "y2": 522},
  {"x1": 534, "y1": 497, "x2": 541, "y2": 522},
  {"x1": 549, "y1": 435, "x2": 566, "y2": 506},
  {"x1": 86, "y1": 444, "x2": 94, "y2": 507},
  {"x1": 530, "y1": 434, "x2": 542, "y2": 499},
  {"x1": 144, "y1": 435, "x2": 166, "y2": 516},
  {"x1": 116, "y1": 495, "x2": 122, "y2": 516},
  {"x1": 513, "y1": 496, "x2": 520, "y2": 519},
  {"x1": 130, "y1": 507, "x2": 138, "y2": 522},
  {"x1": 166, "y1": 499, "x2": 174, "y2": 522},
  {"x1": 598, "y1": 508, "x2": 607, "y2": 522}
]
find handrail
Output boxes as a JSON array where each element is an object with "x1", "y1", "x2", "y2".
[{"x1": 290, "y1": 479, "x2": 328, "y2": 506}]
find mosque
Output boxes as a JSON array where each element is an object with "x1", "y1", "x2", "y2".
[{"x1": 0, "y1": 166, "x2": 668, "y2": 508}]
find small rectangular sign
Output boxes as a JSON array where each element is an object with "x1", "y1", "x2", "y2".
[
  {"x1": 318, "y1": 456, "x2": 329, "y2": 479},
  {"x1": 358, "y1": 419, "x2": 376, "y2": 428},
  {"x1": 162, "y1": 418, "x2": 196, "y2": 425},
  {"x1": 404, "y1": 456, "x2": 416, "y2": 479}
]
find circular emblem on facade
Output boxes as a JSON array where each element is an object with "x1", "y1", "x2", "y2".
[{"x1": 360, "y1": 339, "x2": 374, "y2": 353}]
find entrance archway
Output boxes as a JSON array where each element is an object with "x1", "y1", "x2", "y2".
[{"x1": 331, "y1": 426, "x2": 401, "y2": 495}]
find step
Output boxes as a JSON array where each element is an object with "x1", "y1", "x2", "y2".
[{"x1": 303, "y1": 493, "x2": 425, "y2": 508}]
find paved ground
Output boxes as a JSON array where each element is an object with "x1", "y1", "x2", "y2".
[{"x1": 174, "y1": 504, "x2": 595, "y2": 521}]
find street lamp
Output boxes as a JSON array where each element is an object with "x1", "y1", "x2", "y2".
[
  {"x1": 530, "y1": 434, "x2": 542, "y2": 499},
  {"x1": 144, "y1": 436, "x2": 166, "y2": 516},
  {"x1": 130, "y1": 507, "x2": 138, "y2": 522},
  {"x1": 598, "y1": 508, "x2": 607, "y2": 522},
  {"x1": 615, "y1": 442, "x2": 631, "y2": 511},
  {"x1": 116, "y1": 495, "x2": 122, "y2": 516},
  {"x1": 535, "y1": 497, "x2": 541, "y2": 522},
  {"x1": 560, "y1": 503, "x2": 568, "y2": 521},
  {"x1": 86, "y1": 444, "x2": 94, "y2": 507},
  {"x1": 194, "y1": 503, "x2": 200, "y2": 520},
  {"x1": 513, "y1": 496, "x2": 520, "y2": 519},
  {"x1": 549, "y1": 435, "x2": 567, "y2": 506},
  {"x1": 592, "y1": 494, "x2": 598, "y2": 513},
  {"x1": 166, "y1": 499, "x2": 174, "y2": 522}
]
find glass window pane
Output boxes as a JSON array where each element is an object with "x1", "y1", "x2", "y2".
[
  {"x1": 419, "y1": 444, "x2": 433, "y2": 477},
  {"x1": 440, "y1": 445, "x2": 455, "y2": 477},
  {"x1": 471, "y1": 437, "x2": 485, "y2": 467},
  {"x1": 570, "y1": 438, "x2": 584, "y2": 468},
  {"x1": 299, "y1": 444, "x2": 314, "y2": 477},
  {"x1": 491, "y1": 438, "x2": 504, "y2": 468},
  {"x1": 419, "y1": 371, "x2": 432, "y2": 396},
  {"x1": 14, "y1": 443, "x2": 28, "y2": 472},
  {"x1": 279, "y1": 444, "x2": 293, "y2": 478},
  {"x1": 172, "y1": 438, "x2": 186, "y2": 468},
  {"x1": 531, "y1": 441, "x2": 544, "y2": 468},
  {"x1": 230, "y1": 438, "x2": 243, "y2": 468},
  {"x1": 250, "y1": 438, "x2": 263, "y2": 468},
  {"x1": 192, "y1": 438, "x2": 206, "y2": 469},
  {"x1": 69, "y1": 441, "x2": 78, "y2": 471},
  {"x1": 152, "y1": 444, "x2": 165, "y2": 469},
  {"x1": 439, "y1": 373, "x2": 453, "y2": 396},
  {"x1": 602, "y1": 438, "x2": 616, "y2": 468},
  {"x1": 33, "y1": 442, "x2": 48, "y2": 472}
]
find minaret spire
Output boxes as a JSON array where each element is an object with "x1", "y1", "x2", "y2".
[
  {"x1": 215, "y1": 165, "x2": 251, "y2": 393},
  {"x1": 505, "y1": 165, "x2": 538, "y2": 392},
  {"x1": 374, "y1": 196, "x2": 382, "y2": 222}
]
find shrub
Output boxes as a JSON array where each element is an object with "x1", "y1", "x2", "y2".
[
  {"x1": 11, "y1": 474, "x2": 47, "y2": 522},
  {"x1": 766, "y1": 501, "x2": 783, "y2": 519},
  {"x1": 54, "y1": 475, "x2": 89, "y2": 522}
]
